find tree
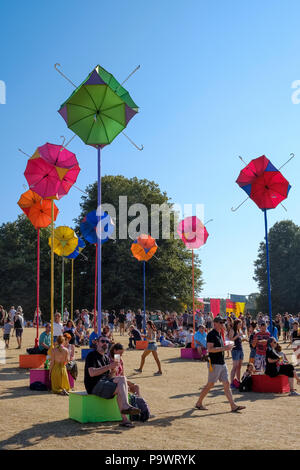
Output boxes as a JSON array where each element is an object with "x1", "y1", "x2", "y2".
[
  {"x1": 0, "y1": 215, "x2": 62, "y2": 319},
  {"x1": 73, "y1": 175, "x2": 203, "y2": 311},
  {"x1": 253, "y1": 220, "x2": 300, "y2": 314}
]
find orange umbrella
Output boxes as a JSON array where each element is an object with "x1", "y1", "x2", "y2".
[
  {"x1": 28, "y1": 200, "x2": 59, "y2": 228},
  {"x1": 17, "y1": 190, "x2": 42, "y2": 217}
]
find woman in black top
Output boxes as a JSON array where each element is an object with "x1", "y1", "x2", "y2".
[{"x1": 266, "y1": 338, "x2": 300, "y2": 396}]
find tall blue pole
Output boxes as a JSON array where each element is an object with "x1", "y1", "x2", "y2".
[
  {"x1": 264, "y1": 209, "x2": 273, "y2": 334},
  {"x1": 97, "y1": 146, "x2": 102, "y2": 336},
  {"x1": 143, "y1": 261, "x2": 146, "y2": 334}
]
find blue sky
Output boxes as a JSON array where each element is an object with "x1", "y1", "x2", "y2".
[{"x1": 1, "y1": 0, "x2": 300, "y2": 299}]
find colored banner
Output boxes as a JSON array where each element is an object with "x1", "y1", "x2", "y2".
[
  {"x1": 210, "y1": 298, "x2": 220, "y2": 318},
  {"x1": 230, "y1": 294, "x2": 247, "y2": 303},
  {"x1": 235, "y1": 302, "x2": 245, "y2": 317}
]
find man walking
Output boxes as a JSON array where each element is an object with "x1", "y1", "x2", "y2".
[{"x1": 195, "y1": 316, "x2": 246, "y2": 412}]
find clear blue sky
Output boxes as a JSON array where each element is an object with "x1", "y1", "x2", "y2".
[{"x1": 1, "y1": 0, "x2": 300, "y2": 299}]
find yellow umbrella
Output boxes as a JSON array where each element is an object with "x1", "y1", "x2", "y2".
[{"x1": 49, "y1": 226, "x2": 78, "y2": 257}]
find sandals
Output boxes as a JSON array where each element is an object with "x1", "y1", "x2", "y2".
[
  {"x1": 231, "y1": 405, "x2": 246, "y2": 413},
  {"x1": 119, "y1": 421, "x2": 135, "y2": 428}
]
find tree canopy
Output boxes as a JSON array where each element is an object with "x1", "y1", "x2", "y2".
[{"x1": 253, "y1": 220, "x2": 300, "y2": 314}]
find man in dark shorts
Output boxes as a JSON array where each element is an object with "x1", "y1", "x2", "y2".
[
  {"x1": 195, "y1": 316, "x2": 246, "y2": 413},
  {"x1": 84, "y1": 336, "x2": 140, "y2": 416}
]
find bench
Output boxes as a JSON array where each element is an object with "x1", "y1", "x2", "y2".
[
  {"x1": 19, "y1": 354, "x2": 46, "y2": 369},
  {"x1": 180, "y1": 348, "x2": 202, "y2": 360},
  {"x1": 30, "y1": 368, "x2": 75, "y2": 389},
  {"x1": 252, "y1": 374, "x2": 290, "y2": 393},
  {"x1": 69, "y1": 391, "x2": 123, "y2": 423}
]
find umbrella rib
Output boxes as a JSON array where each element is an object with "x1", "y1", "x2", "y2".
[
  {"x1": 82, "y1": 86, "x2": 98, "y2": 111},
  {"x1": 98, "y1": 115, "x2": 110, "y2": 143},
  {"x1": 68, "y1": 103, "x2": 96, "y2": 112}
]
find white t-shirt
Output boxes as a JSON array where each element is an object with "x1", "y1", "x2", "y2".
[
  {"x1": 9, "y1": 309, "x2": 16, "y2": 321},
  {"x1": 53, "y1": 321, "x2": 64, "y2": 336}
]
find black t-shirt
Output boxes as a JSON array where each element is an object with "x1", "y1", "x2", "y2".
[
  {"x1": 265, "y1": 347, "x2": 280, "y2": 377},
  {"x1": 207, "y1": 329, "x2": 225, "y2": 365},
  {"x1": 108, "y1": 313, "x2": 116, "y2": 324},
  {"x1": 131, "y1": 328, "x2": 142, "y2": 341},
  {"x1": 118, "y1": 313, "x2": 126, "y2": 323},
  {"x1": 136, "y1": 314, "x2": 143, "y2": 326},
  {"x1": 84, "y1": 350, "x2": 111, "y2": 394},
  {"x1": 292, "y1": 330, "x2": 300, "y2": 341}
]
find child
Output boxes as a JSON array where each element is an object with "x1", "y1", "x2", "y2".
[
  {"x1": 3, "y1": 318, "x2": 13, "y2": 348},
  {"x1": 275, "y1": 343, "x2": 288, "y2": 364},
  {"x1": 239, "y1": 363, "x2": 254, "y2": 392}
]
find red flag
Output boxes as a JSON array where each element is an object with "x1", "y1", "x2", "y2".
[
  {"x1": 226, "y1": 300, "x2": 235, "y2": 310},
  {"x1": 210, "y1": 299, "x2": 220, "y2": 318}
]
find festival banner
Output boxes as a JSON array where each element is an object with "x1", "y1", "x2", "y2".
[
  {"x1": 210, "y1": 298, "x2": 220, "y2": 317},
  {"x1": 226, "y1": 299, "x2": 235, "y2": 314},
  {"x1": 235, "y1": 302, "x2": 245, "y2": 317}
]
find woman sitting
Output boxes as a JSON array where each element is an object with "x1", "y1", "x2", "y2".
[
  {"x1": 74, "y1": 320, "x2": 86, "y2": 347},
  {"x1": 109, "y1": 343, "x2": 141, "y2": 428},
  {"x1": 50, "y1": 335, "x2": 70, "y2": 396},
  {"x1": 158, "y1": 331, "x2": 176, "y2": 347},
  {"x1": 265, "y1": 337, "x2": 300, "y2": 396}
]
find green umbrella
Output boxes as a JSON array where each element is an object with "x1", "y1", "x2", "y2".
[{"x1": 58, "y1": 64, "x2": 139, "y2": 335}]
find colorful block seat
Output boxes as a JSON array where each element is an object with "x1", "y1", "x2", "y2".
[
  {"x1": 19, "y1": 354, "x2": 46, "y2": 369},
  {"x1": 180, "y1": 348, "x2": 202, "y2": 359},
  {"x1": 252, "y1": 374, "x2": 290, "y2": 393},
  {"x1": 81, "y1": 348, "x2": 94, "y2": 359},
  {"x1": 30, "y1": 368, "x2": 75, "y2": 389},
  {"x1": 69, "y1": 391, "x2": 123, "y2": 423},
  {"x1": 136, "y1": 340, "x2": 148, "y2": 350}
]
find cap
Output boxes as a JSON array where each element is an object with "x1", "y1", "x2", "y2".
[{"x1": 213, "y1": 316, "x2": 226, "y2": 323}]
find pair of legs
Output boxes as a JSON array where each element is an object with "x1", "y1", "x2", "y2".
[
  {"x1": 112, "y1": 376, "x2": 138, "y2": 426},
  {"x1": 196, "y1": 380, "x2": 243, "y2": 411},
  {"x1": 119, "y1": 323, "x2": 125, "y2": 336},
  {"x1": 197, "y1": 346, "x2": 208, "y2": 360},
  {"x1": 16, "y1": 330, "x2": 23, "y2": 348},
  {"x1": 230, "y1": 359, "x2": 243, "y2": 383},
  {"x1": 137, "y1": 349, "x2": 162, "y2": 374}
]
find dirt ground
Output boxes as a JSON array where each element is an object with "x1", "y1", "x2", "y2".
[{"x1": 0, "y1": 328, "x2": 299, "y2": 450}]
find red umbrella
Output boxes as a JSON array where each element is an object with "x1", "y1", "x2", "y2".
[{"x1": 236, "y1": 155, "x2": 291, "y2": 210}]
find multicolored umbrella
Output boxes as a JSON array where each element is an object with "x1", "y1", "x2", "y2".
[
  {"x1": 177, "y1": 216, "x2": 209, "y2": 338},
  {"x1": 17, "y1": 190, "x2": 59, "y2": 347},
  {"x1": 235, "y1": 155, "x2": 292, "y2": 330},
  {"x1": 58, "y1": 64, "x2": 139, "y2": 334},
  {"x1": 131, "y1": 234, "x2": 158, "y2": 333},
  {"x1": 80, "y1": 210, "x2": 115, "y2": 331}
]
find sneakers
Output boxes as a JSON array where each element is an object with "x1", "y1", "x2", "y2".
[
  {"x1": 154, "y1": 371, "x2": 162, "y2": 376},
  {"x1": 134, "y1": 369, "x2": 142, "y2": 374},
  {"x1": 289, "y1": 390, "x2": 300, "y2": 396},
  {"x1": 121, "y1": 406, "x2": 141, "y2": 416}
]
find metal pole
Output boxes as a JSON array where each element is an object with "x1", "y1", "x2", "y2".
[
  {"x1": 97, "y1": 146, "x2": 102, "y2": 336},
  {"x1": 94, "y1": 244, "x2": 98, "y2": 331},
  {"x1": 61, "y1": 257, "x2": 64, "y2": 319},
  {"x1": 264, "y1": 209, "x2": 273, "y2": 334},
  {"x1": 71, "y1": 259, "x2": 74, "y2": 321},
  {"x1": 192, "y1": 249, "x2": 195, "y2": 335},
  {"x1": 35, "y1": 228, "x2": 40, "y2": 348},
  {"x1": 51, "y1": 200, "x2": 54, "y2": 347},
  {"x1": 143, "y1": 261, "x2": 146, "y2": 334}
]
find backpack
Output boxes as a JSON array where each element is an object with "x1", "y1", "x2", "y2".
[
  {"x1": 29, "y1": 381, "x2": 48, "y2": 391},
  {"x1": 14, "y1": 317, "x2": 22, "y2": 329},
  {"x1": 129, "y1": 394, "x2": 150, "y2": 422},
  {"x1": 239, "y1": 375, "x2": 252, "y2": 392}
]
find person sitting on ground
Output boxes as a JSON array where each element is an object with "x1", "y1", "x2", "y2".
[
  {"x1": 50, "y1": 335, "x2": 70, "y2": 396},
  {"x1": 194, "y1": 325, "x2": 208, "y2": 360},
  {"x1": 84, "y1": 336, "x2": 141, "y2": 424},
  {"x1": 289, "y1": 321, "x2": 300, "y2": 347},
  {"x1": 158, "y1": 330, "x2": 176, "y2": 347},
  {"x1": 74, "y1": 319, "x2": 86, "y2": 347},
  {"x1": 128, "y1": 325, "x2": 142, "y2": 349},
  {"x1": 63, "y1": 320, "x2": 76, "y2": 345},
  {"x1": 89, "y1": 326, "x2": 99, "y2": 349},
  {"x1": 265, "y1": 337, "x2": 300, "y2": 396},
  {"x1": 239, "y1": 363, "x2": 255, "y2": 392},
  {"x1": 178, "y1": 327, "x2": 187, "y2": 346}
]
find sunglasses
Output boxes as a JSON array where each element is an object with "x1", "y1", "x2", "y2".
[{"x1": 100, "y1": 339, "x2": 110, "y2": 344}]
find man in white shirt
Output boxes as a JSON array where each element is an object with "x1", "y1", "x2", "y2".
[
  {"x1": 63, "y1": 308, "x2": 69, "y2": 324},
  {"x1": 53, "y1": 312, "x2": 64, "y2": 343}
]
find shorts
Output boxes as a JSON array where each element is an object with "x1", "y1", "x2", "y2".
[
  {"x1": 249, "y1": 348, "x2": 256, "y2": 359},
  {"x1": 207, "y1": 363, "x2": 229, "y2": 383},
  {"x1": 3, "y1": 334, "x2": 10, "y2": 340},
  {"x1": 15, "y1": 328, "x2": 23, "y2": 337},
  {"x1": 147, "y1": 342, "x2": 157, "y2": 352},
  {"x1": 232, "y1": 349, "x2": 244, "y2": 361},
  {"x1": 92, "y1": 379, "x2": 117, "y2": 399}
]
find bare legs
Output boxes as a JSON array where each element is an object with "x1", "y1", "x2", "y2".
[
  {"x1": 230, "y1": 359, "x2": 243, "y2": 384},
  {"x1": 196, "y1": 380, "x2": 242, "y2": 411},
  {"x1": 137, "y1": 350, "x2": 162, "y2": 374}
]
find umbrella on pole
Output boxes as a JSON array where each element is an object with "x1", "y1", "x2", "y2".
[
  {"x1": 18, "y1": 190, "x2": 59, "y2": 347},
  {"x1": 177, "y1": 216, "x2": 209, "y2": 339},
  {"x1": 80, "y1": 209, "x2": 115, "y2": 335},
  {"x1": 58, "y1": 64, "x2": 139, "y2": 334},
  {"x1": 131, "y1": 234, "x2": 158, "y2": 334},
  {"x1": 235, "y1": 155, "x2": 292, "y2": 332},
  {"x1": 66, "y1": 237, "x2": 85, "y2": 321}
]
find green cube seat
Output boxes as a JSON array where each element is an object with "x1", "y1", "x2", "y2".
[{"x1": 69, "y1": 391, "x2": 123, "y2": 423}]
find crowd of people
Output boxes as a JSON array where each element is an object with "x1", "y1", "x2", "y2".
[{"x1": 2, "y1": 302, "x2": 300, "y2": 423}]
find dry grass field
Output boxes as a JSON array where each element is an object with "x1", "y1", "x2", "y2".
[{"x1": 0, "y1": 328, "x2": 299, "y2": 450}]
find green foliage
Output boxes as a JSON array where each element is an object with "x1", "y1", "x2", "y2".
[
  {"x1": 253, "y1": 220, "x2": 300, "y2": 313},
  {"x1": 73, "y1": 175, "x2": 203, "y2": 311}
]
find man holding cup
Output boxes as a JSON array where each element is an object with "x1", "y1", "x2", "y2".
[
  {"x1": 84, "y1": 336, "x2": 140, "y2": 418},
  {"x1": 195, "y1": 316, "x2": 246, "y2": 413}
]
